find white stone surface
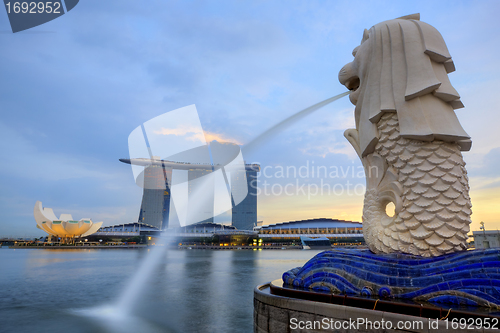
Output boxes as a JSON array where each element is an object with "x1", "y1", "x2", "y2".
[{"x1": 339, "y1": 14, "x2": 472, "y2": 257}]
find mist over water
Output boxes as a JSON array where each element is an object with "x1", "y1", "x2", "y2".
[
  {"x1": 242, "y1": 91, "x2": 350, "y2": 155},
  {"x1": 73, "y1": 234, "x2": 176, "y2": 332},
  {"x1": 116, "y1": 239, "x2": 170, "y2": 314}
]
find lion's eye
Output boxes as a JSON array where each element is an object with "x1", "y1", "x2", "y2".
[{"x1": 352, "y1": 46, "x2": 359, "y2": 57}]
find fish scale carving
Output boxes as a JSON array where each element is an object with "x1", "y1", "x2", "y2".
[{"x1": 362, "y1": 113, "x2": 471, "y2": 257}]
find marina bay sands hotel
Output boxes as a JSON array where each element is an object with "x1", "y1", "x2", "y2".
[{"x1": 120, "y1": 158, "x2": 260, "y2": 231}]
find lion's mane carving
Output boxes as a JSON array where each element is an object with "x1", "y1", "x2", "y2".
[{"x1": 339, "y1": 14, "x2": 472, "y2": 257}]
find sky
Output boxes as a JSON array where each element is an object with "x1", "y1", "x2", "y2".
[{"x1": 1, "y1": 0, "x2": 499, "y2": 237}]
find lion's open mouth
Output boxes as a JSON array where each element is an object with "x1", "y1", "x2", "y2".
[{"x1": 346, "y1": 76, "x2": 360, "y2": 92}]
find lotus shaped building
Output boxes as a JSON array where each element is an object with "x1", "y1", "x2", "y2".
[{"x1": 34, "y1": 201, "x2": 103, "y2": 241}]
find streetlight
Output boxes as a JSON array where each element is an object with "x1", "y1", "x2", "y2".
[
  {"x1": 480, "y1": 221, "x2": 485, "y2": 234},
  {"x1": 480, "y1": 222, "x2": 486, "y2": 249}
]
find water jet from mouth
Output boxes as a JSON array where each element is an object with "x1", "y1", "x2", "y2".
[{"x1": 242, "y1": 91, "x2": 350, "y2": 155}]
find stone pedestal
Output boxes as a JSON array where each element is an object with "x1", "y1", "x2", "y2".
[{"x1": 254, "y1": 281, "x2": 498, "y2": 333}]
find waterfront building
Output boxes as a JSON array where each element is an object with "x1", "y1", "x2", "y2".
[
  {"x1": 170, "y1": 222, "x2": 257, "y2": 246},
  {"x1": 93, "y1": 221, "x2": 256, "y2": 246},
  {"x1": 120, "y1": 158, "x2": 260, "y2": 230},
  {"x1": 231, "y1": 164, "x2": 260, "y2": 230},
  {"x1": 137, "y1": 165, "x2": 172, "y2": 230},
  {"x1": 255, "y1": 218, "x2": 364, "y2": 244},
  {"x1": 96, "y1": 222, "x2": 159, "y2": 234},
  {"x1": 472, "y1": 230, "x2": 500, "y2": 249},
  {"x1": 188, "y1": 168, "x2": 214, "y2": 224},
  {"x1": 96, "y1": 221, "x2": 235, "y2": 236},
  {"x1": 33, "y1": 201, "x2": 103, "y2": 243}
]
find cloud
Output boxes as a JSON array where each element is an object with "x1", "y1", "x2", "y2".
[
  {"x1": 153, "y1": 125, "x2": 204, "y2": 143},
  {"x1": 153, "y1": 126, "x2": 242, "y2": 145},
  {"x1": 204, "y1": 131, "x2": 243, "y2": 145},
  {"x1": 467, "y1": 147, "x2": 500, "y2": 198},
  {"x1": 299, "y1": 142, "x2": 358, "y2": 159},
  {"x1": 0, "y1": 0, "x2": 499, "y2": 235},
  {"x1": 467, "y1": 147, "x2": 500, "y2": 189},
  {"x1": 0, "y1": 122, "x2": 114, "y2": 181},
  {"x1": 479, "y1": 148, "x2": 500, "y2": 177}
]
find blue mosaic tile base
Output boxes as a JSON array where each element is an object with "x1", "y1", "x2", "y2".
[{"x1": 282, "y1": 249, "x2": 500, "y2": 308}]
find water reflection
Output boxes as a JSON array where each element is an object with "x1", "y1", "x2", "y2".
[{"x1": 1, "y1": 248, "x2": 321, "y2": 333}]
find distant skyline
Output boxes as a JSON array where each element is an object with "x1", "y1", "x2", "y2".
[{"x1": 1, "y1": 0, "x2": 499, "y2": 237}]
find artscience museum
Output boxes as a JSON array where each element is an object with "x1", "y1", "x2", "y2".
[{"x1": 34, "y1": 201, "x2": 103, "y2": 243}]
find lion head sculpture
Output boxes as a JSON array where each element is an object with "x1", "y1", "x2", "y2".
[{"x1": 339, "y1": 13, "x2": 471, "y2": 157}]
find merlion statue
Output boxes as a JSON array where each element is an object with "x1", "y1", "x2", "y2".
[{"x1": 339, "y1": 14, "x2": 472, "y2": 257}]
